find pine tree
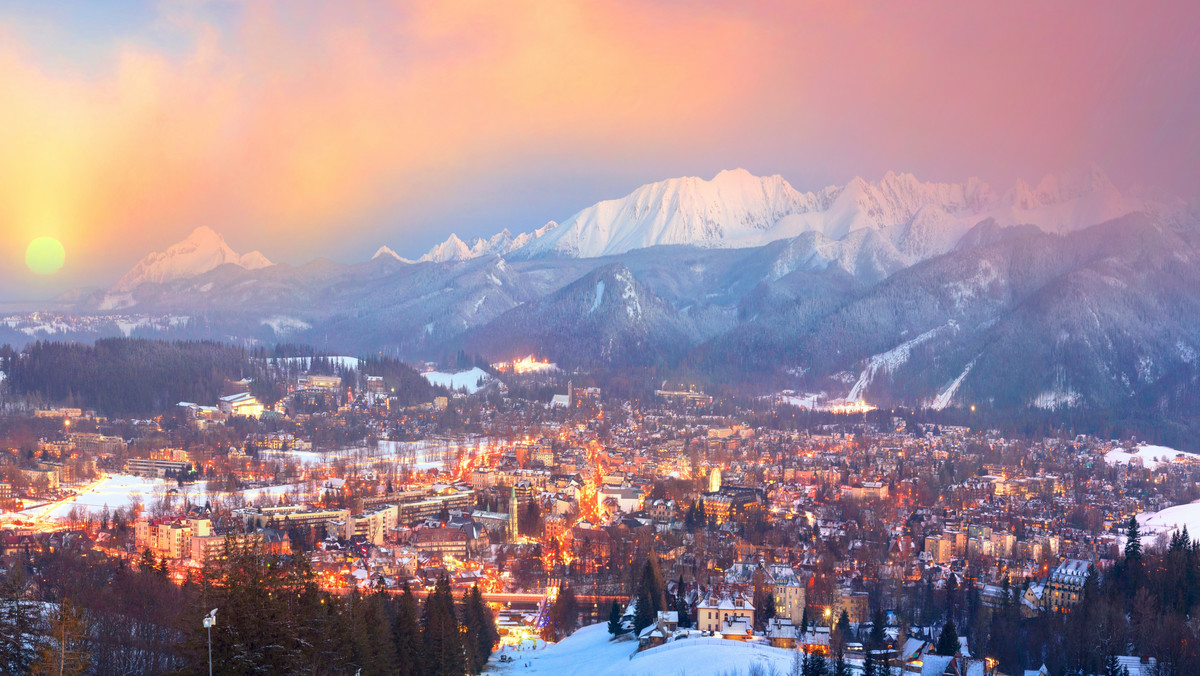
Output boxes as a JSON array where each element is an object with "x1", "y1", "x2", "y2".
[
  {"x1": 1103, "y1": 652, "x2": 1128, "y2": 676},
  {"x1": 633, "y1": 586, "x2": 655, "y2": 636},
  {"x1": 461, "y1": 585, "x2": 498, "y2": 674},
  {"x1": 607, "y1": 601, "x2": 624, "y2": 636},
  {"x1": 0, "y1": 570, "x2": 38, "y2": 674},
  {"x1": 802, "y1": 650, "x2": 829, "y2": 676},
  {"x1": 863, "y1": 650, "x2": 878, "y2": 676},
  {"x1": 935, "y1": 619, "x2": 960, "y2": 656},
  {"x1": 832, "y1": 609, "x2": 850, "y2": 657},
  {"x1": 1125, "y1": 516, "x2": 1142, "y2": 562},
  {"x1": 548, "y1": 583, "x2": 580, "y2": 640},
  {"x1": 422, "y1": 576, "x2": 464, "y2": 676},
  {"x1": 393, "y1": 582, "x2": 424, "y2": 676}
]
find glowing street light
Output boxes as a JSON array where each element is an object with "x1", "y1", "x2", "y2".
[{"x1": 203, "y1": 608, "x2": 218, "y2": 676}]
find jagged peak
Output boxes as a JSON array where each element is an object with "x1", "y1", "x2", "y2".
[{"x1": 372, "y1": 245, "x2": 410, "y2": 262}]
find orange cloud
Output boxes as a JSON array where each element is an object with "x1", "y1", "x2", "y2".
[{"x1": 0, "y1": 0, "x2": 764, "y2": 290}]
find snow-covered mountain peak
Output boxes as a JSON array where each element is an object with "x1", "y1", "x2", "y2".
[
  {"x1": 372, "y1": 245, "x2": 410, "y2": 262},
  {"x1": 113, "y1": 227, "x2": 273, "y2": 291},
  {"x1": 419, "y1": 233, "x2": 473, "y2": 263}
]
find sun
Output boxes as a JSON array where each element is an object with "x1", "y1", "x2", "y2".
[{"x1": 25, "y1": 236, "x2": 66, "y2": 275}]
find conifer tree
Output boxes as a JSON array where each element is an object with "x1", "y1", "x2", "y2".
[
  {"x1": 0, "y1": 570, "x2": 38, "y2": 674},
  {"x1": 633, "y1": 586, "x2": 655, "y2": 636},
  {"x1": 393, "y1": 582, "x2": 424, "y2": 676},
  {"x1": 422, "y1": 576, "x2": 464, "y2": 676},
  {"x1": 935, "y1": 619, "x2": 960, "y2": 656},
  {"x1": 607, "y1": 601, "x2": 624, "y2": 636},
  {"x1": 461, "y1": 585, "x2": 497, "y2": 674},
  {"x1": 549, "y1": 583, "x2": 579, "y2": 640}
]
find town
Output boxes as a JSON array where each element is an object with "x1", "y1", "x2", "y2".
[{"x1": 0, "y1": 347, "x2": 1192, "y2": 676}]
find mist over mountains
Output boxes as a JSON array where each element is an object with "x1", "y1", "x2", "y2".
[{"x1": 9, "y1": 167, "x2": 1199, "y2": 419}]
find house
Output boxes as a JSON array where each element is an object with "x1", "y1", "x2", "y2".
[
  {"x1": 720, "y1": 616, "x2": 753, "y2": 641},
  {"x1": 765, "y1": 617, "x2": 797, "y2": 648},
  {"x1": 696, "y1": 593, "x2": 754, "y2": 633},
  {"x1": 637, "y1": 616, "x2": 673, "y2": 650},
  {"x1": 655, "y1": 610, "x2": 678, "y2": 632}
]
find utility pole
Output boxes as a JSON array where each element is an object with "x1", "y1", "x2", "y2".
[{"x1": 203, "y1": 608, "x2": 218, "y2": 676}]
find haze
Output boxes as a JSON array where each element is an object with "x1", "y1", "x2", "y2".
[{"x1": 2, "y1": 1, "x2": 1198, "y2": 299}]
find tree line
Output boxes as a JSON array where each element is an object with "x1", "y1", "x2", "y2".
[{"x1": 0, "y1": 542, "x2": 498, "y2": 675}]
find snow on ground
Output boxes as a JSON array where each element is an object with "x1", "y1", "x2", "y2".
[
  {"x1": 1139, "y1": 502, "x2": 1200, "y2": 543},
  {"x1": 261, "y1": 316, "x2": 312, "y2": 335},
  {"x1": 773, "y1": 392, "x2": 820, "y2": 409},
  {"x1": 488, "y1": 624, "x2": 798, "y2": 676},
  {"x1": 14, "y1": 474, "x2": 298, "y2": 520},
  {"x1": 422, "y1": 367, "x2": 491, "y2": 394},
  {"x1": 930, "y1": 358, "x2": 976, "y2": 410},
  {"x1": 1104, "y1": 444, "x2": 1196, "y2": 470},
  {"x1": 1032, "y1": 388, "x2": 1081, "y2": 410},
  {"x1": 266, "y1": 356, "x2": 361, "y2": 371},
  {"x1": 588, "y1": 280, "x2": 605, "y2": 314},
  {"x1": 847, "y1": 322, "x2": 957, "y2": 401},
  {"x1": 262, "y1": 437, "x2": 493, "y2": 473}
]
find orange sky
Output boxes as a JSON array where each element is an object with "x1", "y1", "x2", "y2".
[{"x1": 2, "y1": 1, "x2": 1198, "y2": 299}]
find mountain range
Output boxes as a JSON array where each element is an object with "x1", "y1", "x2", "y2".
[{"x1": 26, "y1": 167, "x2": 1200, "y2": 420}]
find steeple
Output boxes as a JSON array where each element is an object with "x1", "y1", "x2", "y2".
[{"x1": 509, "y1": 484, "x2": 519, "y2": 541}]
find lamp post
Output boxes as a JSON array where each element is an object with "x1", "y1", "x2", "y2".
[{"x1": 203, "y1": 608, "x2": 217, "y2": 676}]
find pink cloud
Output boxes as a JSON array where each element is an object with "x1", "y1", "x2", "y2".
[{"x1": 0, "y1": 1, "x2": 1197, "y2": 294}]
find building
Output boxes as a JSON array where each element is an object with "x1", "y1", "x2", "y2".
[
  {"x1": 218, "y1": 392, "x2": 264, "y2": 418},
  {"x1": 236, "y1": 506, "x2": 351, "y2": 532},
  {"x1": 413, "y1": 527, "x2": 469, "y2": 558},
  {"x1": 696, "y1": 593, "x2": 754, "y2": 633},
  {"x1": 298, "y1": 374, "x2": 342, "y2": 390},
  {"x1": 833, "y1": 589, "x2": 870, "y2": 624},
  {"x1": 701, "y1": 486, "x2": 759, "y2": 525},
  {"x1": 190, "y1": 528, "x2": 290, "y2": 566},
  {"x1": 925, "y1": 535, "x2": 953, "y2": 564},
  {"x1": 364, "y1": 376, "x2": 387, "y2": 407},
  {"x1": 765, "y1": 618, "x2": 798, "y2": 649},
  {"x1": 125, "y1": 458, "x2": 190, "y2": 478},
  {"x1": 341, "y1": 504, "x2": 398, "y2": 545},
  {"x1": 1048, "y1": 559, "x2": 1091, "y2": 612},
  {"x1": 136, "y1": 517, "x2": 212, "y2": 560}
]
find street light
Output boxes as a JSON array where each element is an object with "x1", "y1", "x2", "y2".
[{"x1": 203, "y1": 608, "x2": 217, "y2": 676}]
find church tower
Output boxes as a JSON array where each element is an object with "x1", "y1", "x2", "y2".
[{"x1": 508, "y1": 484, "x2": 519, "y2": 540}]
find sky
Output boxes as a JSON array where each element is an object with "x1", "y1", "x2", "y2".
[{"x1": 2, "y1": 1, "x2": 1199, "y2": 300}]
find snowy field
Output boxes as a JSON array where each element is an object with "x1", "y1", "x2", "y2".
[
  {"x1": 487, "y1": 623, "x2": 798, "y2": 676},
  {"x1": 422, "y1": 367, "x2": 491, "y2": 394},
  {"x1": 261, "y1": 437, "x2": 494, "y2": 472},
  {"x1": 1138, "y1": 502, "x2": 1200, "y2": 543},
  {"x1": 1104, "y1": 444, "x2": 1196, "y2": 470},
  {"x1": 14, "y1": 474, "x2": 297, "y2": 520}
]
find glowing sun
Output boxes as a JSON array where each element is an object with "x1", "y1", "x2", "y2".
[{"x1": 25, "y1": 236, "x2": 66, "y2": 275}]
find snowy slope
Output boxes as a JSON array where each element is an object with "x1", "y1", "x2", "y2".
[
  {"x1": 1104, "y1": 444, "x2": 1196, "y2": 470},
  {"x1": 508, "y1": 166, "x2": 1178, "y2": 266},
  {"x1": 114, "y1": 226, "x2": 272, "y2": 291},
  {"x1": 1139, "y1": 501, "x2": 1200, "y2": 542},
  {"x1": 421, "y1": 367, "x2": 491, "y2": 393},
  {"x1": 372, "y1": 246, "x2": 411, "y2": 263},
  {"x1": 519, "y1": 168, "x2": 820, "y2": 258},
  {"x1": 489, "y1": 623, "x2": 799, "y2": 676}
]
